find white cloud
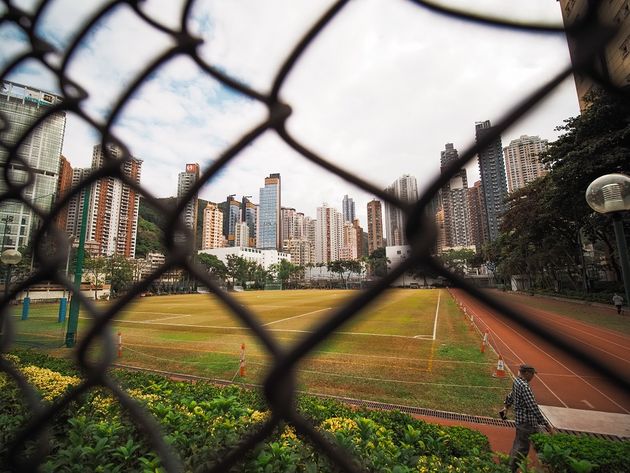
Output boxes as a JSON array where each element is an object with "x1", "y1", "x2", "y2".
[{"x1": 3, "y1": 0, "x2": 580, "y2": 230}]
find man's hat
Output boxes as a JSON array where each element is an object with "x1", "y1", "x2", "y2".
[{"x1": 519, "y1": 364, "x2": 536, "y2": 373}]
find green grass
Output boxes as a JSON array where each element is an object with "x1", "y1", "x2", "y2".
[{"x1": 9, "y1": 289, "x2": 510, "y2": 416}]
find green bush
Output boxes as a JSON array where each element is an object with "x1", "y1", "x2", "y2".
[
  {"x1": 532, "y1": 433, "x2": 630, "y2": 473},
  {"x1": 2, "y1": 350, "x2": 507, "y2": 472}
]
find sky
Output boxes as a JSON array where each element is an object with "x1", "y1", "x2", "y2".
[{"x1": 1, "y1": 0, "x2": 580, "y2": 227}]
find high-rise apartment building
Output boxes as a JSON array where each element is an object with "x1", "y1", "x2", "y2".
[
  {"x1": 283, "y1": 238, "x2": 314, "y2": 266},
  {"x1": 314, "y1": 203, "x2": 343, "y2": 263},
  {"x1": 63, "y1": 167, "x2": 90, "y2": 239},
  {"x1": 558, "y1": 1, "x2": 630, "y2": 111},
  {"x1": 384, "y1": 175, "x2": 418, "y2": 246},
  {"x1": 281, "y1": 207, "x2": 298, "y2": 241},
  {"x1": 241, "y1": 196, "x2": 257, "y2": 247},
  {"x1": 234, "y1": 221, "x2": 249, "y2": 247},
  {"x1": 87, "y1": 144, "x2": 142, "y2": 257},
  {"x1": 177, "y1": 163, "x2": 200, "y2": 245},
  {"x1": 475, "y1": 120, "x2": 508, "y2": 243},
  {"x1": 340, "y1": 221, "x2": 358, "y2": 260},
  {"x1": 342, "y1": 194, "x2": 355, "y2": 223},
  {"x1": 201, "y1": 201, "x2": 224, "y2": 249},
  {"x1": 55, "y1": 156, "x2": 73, "y2": 234},
  {"x1": 257, "y1": 173, "x2": 281, "y2": 250},
  {"x1": 440, "y1": 143, "x2": 472, "y2": 250},
  {"x1": 467, "y1": 180, "x2": 487, "y2": 253},
  {"x1": 0, "y1": 81, "x2": 66, "y2": 250},
  {"x1": 503, "y1": 135, "x2": 549, "y2": 193},
  {"x1": 367, "y1": 199, "x2": 384, "y2": 255},
  {"x1": 219, "y1": 195, "x2": 240, "y2": 247},
  {"x1": 352, "y1": 218, "x2": 364, "y2": 259}
]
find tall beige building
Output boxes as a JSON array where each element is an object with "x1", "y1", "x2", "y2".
[
  {"x1": 340, "y1": 221, "x2": 358, "y2": 260},
  {"x1": 202, "y1": 202, "x2": 224, "y2": 249},
  {"x1": 558, "y1": 0, "x2": 630, "y2": 110},
  {"x1": 367, "y1": 199, "x2": 384, "y2": 255},
  {"x1": 314, "y1": 203, "x2": 343, "y2": 263},
  {"x1": 504, "y1": 135, "x2": 549, "y2": 193}
]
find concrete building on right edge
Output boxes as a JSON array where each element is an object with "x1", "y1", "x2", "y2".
[
  {"x1": 383, "y1": 174, "x2": 418, "y2": 246},
  {"x1": 557, "y1": 0, "x2": 630, "y2": 111},
  {"x1": 503, "y1": 135, "x2": 549, "y2": 193},
  {"x1": 367, "y1": 199, "x2": 384, "y2": 255},
  {"x1": 475, "y1": 120, "x2": 508, "y2": 243}
]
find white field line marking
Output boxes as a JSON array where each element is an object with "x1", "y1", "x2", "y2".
[
  {"x1": 432, "y1": 290, "x2": 441, "y2": 340},
  {"x1": 464, "y1": 298, "x2": 629, "y2": 413},
  {"x1": 581, "y1": 399, "x2": 595, "y2": 409},
  {"x1": 262, "y1": 308, "x2": 332, "y2": 326},
  {"x1": 144, "y1": 314, "x2": 193, "y2": 323}
]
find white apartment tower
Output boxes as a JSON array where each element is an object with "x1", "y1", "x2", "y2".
[
  {"x1": 503, "y1": 135, "x2": 549, "y2": 193},
  {"x1": 314, "y1": 203, "x2": 343, "y2": 263},
  {"x1": 383, "y1": 175, "x2": 419, "y2": 246},
  {"x1": 202, "y1": 202, "x2": 224, "y2": 249}
]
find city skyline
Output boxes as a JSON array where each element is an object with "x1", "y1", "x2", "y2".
[{"x1": 0, "y1": 1, "x2": 581, "y2": 229}]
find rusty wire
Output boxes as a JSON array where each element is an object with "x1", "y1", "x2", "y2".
[{"x1": 1, "y1": 0, "x2": 628, "y2": 472}]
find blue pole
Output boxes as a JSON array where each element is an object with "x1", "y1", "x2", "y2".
[
  {"x1": 21, "y1": 296, "x2": 30, "y2": 320},
  {"x1": 58, "y1": 297, "x2": 67, "y2": 323}
]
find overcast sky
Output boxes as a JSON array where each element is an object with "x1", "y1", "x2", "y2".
[{"x1": 1, "y1": 0, "x2": 580, "y2": 226}]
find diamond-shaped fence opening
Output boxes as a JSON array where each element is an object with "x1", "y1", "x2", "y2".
[{"x1": 1, "y1": 1, "x2": 628, "y2": 472}]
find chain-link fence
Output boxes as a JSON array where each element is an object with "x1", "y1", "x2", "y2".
[{"x1": 1, "y1": 1, "x2": 629, "y2": 472}]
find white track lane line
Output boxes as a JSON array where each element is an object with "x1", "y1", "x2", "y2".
[
  {"x1": 144, "y1": 314, "x2": 193, "y2": 323},
  {"x1": 262, "y1": 308, "x2": 332, "y2": 326},
  {"x1": 463, "y1": 301, "x2": 567, "y2": 407},
  {"x1": 464, "y1": 298, "x2": 630, "y2": 412}
]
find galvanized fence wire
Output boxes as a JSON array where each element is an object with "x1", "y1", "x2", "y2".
[{"x1": 0, "y1": 0, "x2": 628, "y2": 471}]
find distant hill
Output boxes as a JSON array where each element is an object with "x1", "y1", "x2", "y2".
[{"x1": 136, "y1": 197, "x2": 208, "y2": 257}]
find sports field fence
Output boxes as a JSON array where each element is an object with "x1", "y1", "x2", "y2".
[{"x1": 1, "y1": 1, "x2": 628, "y2": 472}]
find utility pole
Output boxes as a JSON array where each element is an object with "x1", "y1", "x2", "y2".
[{"x1": 65, "y1": 185, "x2": 90, "y2": 348}]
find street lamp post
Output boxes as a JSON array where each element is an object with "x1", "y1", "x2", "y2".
[
  {"x1": 2, "y1": 248, "x2": 22, "y2": 299},
  {"x1": 585, "y1": 173, "x2": 630, "y2": 310}
]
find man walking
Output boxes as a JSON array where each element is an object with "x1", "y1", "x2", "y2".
[
  {"x1": 499, "y1": 364, "x2": 552, "y2": 472},
  {"x1": 612, "y1": 293, "x2": 624, "y2": 315}
]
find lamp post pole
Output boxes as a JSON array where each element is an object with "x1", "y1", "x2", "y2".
[
  {"x1": 65, "y1": 186, "x2": 90, "y2": 347},
  {"x1": 586, "y1": 174, "x2": 630, "y2": 310}
]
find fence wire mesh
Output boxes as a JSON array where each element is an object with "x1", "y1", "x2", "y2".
[{"x1": 1, "y1": 0, "x2": 629, "y2": 472}]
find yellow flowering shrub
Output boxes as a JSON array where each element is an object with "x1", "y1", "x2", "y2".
[
  {"x1": 320, "y1": 417, "x2": 358, "y2": 434},
  {"x1": 250, "y1": 410, "x2": 270, "y2": 423},
  {"x1": 20, "y1": 365, "x2": 81, "y2": 401}
]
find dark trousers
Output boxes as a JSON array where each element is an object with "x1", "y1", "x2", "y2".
[{"x1": 509, "y1": 423, "x2": 537, "y2": 472}]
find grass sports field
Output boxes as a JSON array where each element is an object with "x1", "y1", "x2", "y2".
[{"x1": 10, "y1": 289, "x2": 510, "y2": 416}]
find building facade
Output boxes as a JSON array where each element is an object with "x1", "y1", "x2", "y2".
[
  {"x1": 177, "y1": 163, "x2": 200, "y2": 245},
  {"x1": 503, "y1": 135, "x2": 549, "y2": 193},
  {"x1": 257, "y1": 173, "x2": 281, "y2": 250},
  {"x1": 440, "y1": 143, "x2": 472, "y2": 251},
  {"x1": 558, "y1": 0, "x2": 630, "y2": 110},
  {"x1": 467, "y1": 180, "x2": 487, "y2": 253},
  {"x1": 219, "y1": 195, "x2": 240, "y2": 247},
  {"x1": 367, "y1": 199, "x2": 384, "y2": 255},
  {"x1": 86, "y1": 144, "x2": 142, "y2": 257},
  {"x1": 198, "y1": 246, "x2": 290, "y2": 271},
  {"x1": 475, "y1": 120, "x2": 508, "y2": 243},
  {"x1": 201, "y1": 201, "x2": 224, "y2": 250},
  {"x1": 314, "y1": 203, "x2": 343, "y2": 263},
  {"x1": 0, "y1": 81, "x2": 66, "y2": 250},
  {"x1": 383, "y1": 175, "x2": 418, "y2": 246},
  {"x1": 241, "y1": 196, "x2": 257, "y2": 247},
  {"x1": 342, "y1": 194, "x2": 355, "y2": 223}
]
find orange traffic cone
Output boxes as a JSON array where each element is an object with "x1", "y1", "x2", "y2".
[
  {"x1": 239, "y1": 343, "x2": 246, "y2": 377},
  {"x1": 493, "y1": 355, "x2": 506, "y2": 378}
]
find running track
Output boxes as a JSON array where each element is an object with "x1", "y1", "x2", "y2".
[{"x1": 450, "y1": 289, "x2": 630, "y2": 414}]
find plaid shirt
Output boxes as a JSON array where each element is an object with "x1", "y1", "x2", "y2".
[{"x1": 504, "y1": 376, "x2": 547, "y2": 426}]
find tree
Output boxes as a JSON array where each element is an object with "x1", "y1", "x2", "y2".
[
  {"x1": 84, "y1": 254, "x2": 108, "y2": 300},
  {"x1": 367, "y1": 248, "x2": 388, "y2": 278},
  {"x1": 225, "y1": 254, "x2": 249, "y2": 288},
  {"x1": 109, "y1": 254, "x2": 133, "y2": 297},
  {"x1": 197, "y1": 253, "x2": 227, "y2": 284},
  {"x1": 492, "y1": 91, "x2": 630, "y2": 292},
  {"x1": 439, "y1": 248, "x2": 476, "y2": 276}
]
